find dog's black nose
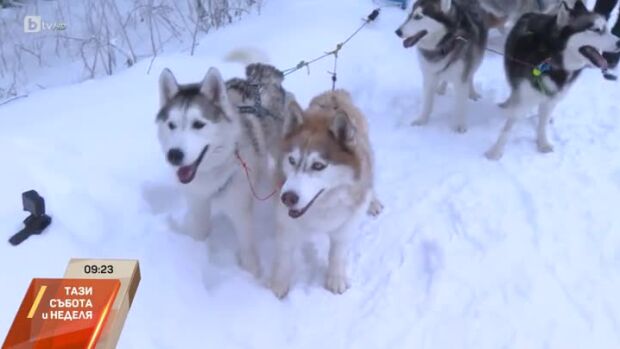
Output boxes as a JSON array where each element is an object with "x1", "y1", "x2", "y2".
[
  {"x1": 281, "y1": 191, "x2": 299, "y2": 208},
  {"x1": 167, "y1": 148, "x2": 184, "y2": 166},
  {"x1": 395, "y1": 29, "x2": 403, "y2": 37}
]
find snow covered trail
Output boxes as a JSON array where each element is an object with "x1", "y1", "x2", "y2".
[{"x1": 2, "y1": 0, "x2": 620, "y2": 348}]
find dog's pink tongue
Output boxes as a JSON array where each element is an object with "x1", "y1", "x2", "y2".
[
  {"x1": 579, "y1": 46, "x2": 608, "y2": 69},
  {"x1": 177, "y1": 165, "x2": 196, "y2": 184},
  {"x1": 403, "y1": 30, "x2": 428, "y2": 48}
]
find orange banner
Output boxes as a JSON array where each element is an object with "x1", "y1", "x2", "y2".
[{"x1": 3, "y1": 278, "x2": 120, "y2": 349}]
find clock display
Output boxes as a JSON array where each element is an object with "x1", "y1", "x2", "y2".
[{"x1": 83, "y1": 264, "x2": 114, "y2": 274}]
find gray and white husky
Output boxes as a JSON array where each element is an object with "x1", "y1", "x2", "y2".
[
  {"x1": 270, "y1": 90, "x2": 383, "y2": 298},
  {"x1": 156, "y1": 63, "x2": 296, "y2": 276},
  {"x1": 479, "y1": 0, "x2": 569, "y2": 32},
  {"x1": 486, "y1": 0, "x2": 620, "y2": 160},
  {"x1": 395, "y1": 0, "x2": 489, "y2": 132}
]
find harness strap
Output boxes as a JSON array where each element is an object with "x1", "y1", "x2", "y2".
[
  {"x1": 235, "y1": 150, "x2": 282, "y2": 201},
  {"x1": 236, "y1": 83, "x2": 283, "y2": 120},
  {"x1": 531, "y1": 60, "x2": 556, "y2": 97}
]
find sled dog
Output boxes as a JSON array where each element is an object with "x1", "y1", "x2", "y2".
[
  {"x1": 156, "y1": 62, "x2": 296, "y2": 276},
  {"x1": 396, "y1": 0, "x2": 489, "y2": 132},
  {"x1": 479, "y1": 0, "x2": 569, "y2": 32},
  {"x1": 270, "y1": 90, "x2": 383, "y2": 298},
  {"x1": 486, "y1": 0, "x2": 620, "y2": 159}
]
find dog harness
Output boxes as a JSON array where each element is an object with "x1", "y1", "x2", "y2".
[
  {"x1": 531, "y1": 60, "x2": 555, "y2": 97},
  {"x1": 236, "y1": 83, "x2": 281, "y2": 119},
  {"x1": 418, "y1": 32, "x2": 470, "y2": 81},
  {"x1": 418, "y1": 33, "x2": 467, "y2": 62}
]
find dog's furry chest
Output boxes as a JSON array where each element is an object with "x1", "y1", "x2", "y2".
[
  {"x1": 418, "y1": 52, "x2": 469, "y2": 81},
  {"x1": 183, "y1": 161, "x2": 239, "y2": 199}
]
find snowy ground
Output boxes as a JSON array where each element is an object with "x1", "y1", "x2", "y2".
[{"x1": 2, "y1": 0, "x2": 620, "y2": 348}]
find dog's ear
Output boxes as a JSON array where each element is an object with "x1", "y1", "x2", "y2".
[
  {"x1": 572, "y1": 0, "x2": 588, "y2": 14},
  {"x1": 283, "y1": 99, "x2": 304, "y2": 137},
  {"x1": 557, "y1": 1, "x2": 571, "y2": 26},
  {"x1": 330, "y1": 110, "x2": 356, "y2": 148},
  {"x1": 440, "y1": 0, "x2": 452, "y2": 13},
  {"x1": 159, "y1": 68, "x2": 178, "y2": 107},
  {"x1": 200, "y1": 67, "x2": 228, "y2": 105}
]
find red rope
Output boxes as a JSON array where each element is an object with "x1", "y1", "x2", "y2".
[{"x1": 235, "y1": 150, "x2": 282, "y2": 201}]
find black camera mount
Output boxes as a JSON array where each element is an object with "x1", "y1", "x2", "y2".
[{"x1": 9, "y1": 190, "x2": 52, "y2": 246}]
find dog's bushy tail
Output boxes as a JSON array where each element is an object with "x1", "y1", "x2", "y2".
[{"x1": 224, "y1": 47, "x2": 270, "y2": 65}]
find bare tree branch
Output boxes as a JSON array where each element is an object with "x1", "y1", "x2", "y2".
[{"x1": 0, "y1": 0, "x2": 263, "y2": 97}]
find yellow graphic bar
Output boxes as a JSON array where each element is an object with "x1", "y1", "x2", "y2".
[{"x1": 26, "y1": 285, "x2": 47, "y2": 319}]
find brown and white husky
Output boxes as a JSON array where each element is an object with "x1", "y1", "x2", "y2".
[{"x1": 270, "y1": 90, "x2": 383, "y2": 298}]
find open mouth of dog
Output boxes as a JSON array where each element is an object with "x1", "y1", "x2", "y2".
[
  {"x1": 288, "y1": 189, "x2": 324, "y2": 219},
  {"x1": 176, "y1": 145, "x2": 209, "y2": 184},
  {"x1": 579, "y1": 45, "x2": 608, "y2": 69},
  {"x1": 403, "y1": 30, "x2": 428, "y2": 48}
]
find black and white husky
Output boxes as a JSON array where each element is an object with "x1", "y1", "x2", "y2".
[
  {"x1": 156, "y1": 63, "x2": 296, "y2": 276},
  {"x1": 479, "y1": 0, "x2": 568, "y2": 32},
  {"x1": 486, "y1": 1, "x2": 620, "y2": 160},
  {"x1": 395, "y1": 0, "x2": 489, "y2": 132}
]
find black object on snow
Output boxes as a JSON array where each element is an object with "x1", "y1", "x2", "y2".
[{"x1": 9, "y1": 190, "x2": 52, "y2": 246}]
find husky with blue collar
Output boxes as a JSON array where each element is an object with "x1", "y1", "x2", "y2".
[{"x1": 486, "y1": 0, "x2": 620, "y2": 160}]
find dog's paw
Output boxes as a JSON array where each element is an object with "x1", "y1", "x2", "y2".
[
  {"x1": 485, "y1": 148, "x2": 503, "y2": 161},
  {"x1": 187, "y1": 227, "x2": 211, "y2": 241},
  {"x1": 469, "y1": 90, "x2": 482, "y2": 101},
  {"x1": 182, "y1": 214, "x2": 211, "y2": 241},
  {"x1": 367, "y1": 198, "x2": 384, "y2": 217},
  {"x1": 238, "y1": 251, "x2": 261, "y2": 278},
  {"x1": 412, "y1": 118, "x2": 429, "y2": 127},
  {"x1": 537, "y1": 142, "x2": 554, "y2": 153},
  {"x1": 170, "y1": 217, "x2": 210, "y2": 241},
  {"x1": 269, "y1": 278, "x2": 291, "y2": 299},
  {"x1": 453, "y1": 124, "x2": 468, "y2": 134},
  {"x1": 325, "y1": 272, "x2": 349, "y2": 295},
  {"x1": 498, "y1": 101, "x2": 510, "y2": 109},
  {"x1": 436, "y1": 81, "x2": 447, "y2": 95}
]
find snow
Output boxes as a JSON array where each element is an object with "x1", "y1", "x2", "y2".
[{"x1": 2, "y1": 0, "x2": 620, "y2": 348}]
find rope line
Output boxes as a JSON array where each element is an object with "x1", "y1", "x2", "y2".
[
  {"x1": 455, "y1": 36, "x2": 555, "y2": 95},
  {"x1": 281, "y1": 8, "x2": 381, "y2": 91},
  {"x1": 235, "y1": 150, "x2": 282, "y2": 201},
  {"x1": 236, "y1": 9, "x2": 381, "y2": 200}
]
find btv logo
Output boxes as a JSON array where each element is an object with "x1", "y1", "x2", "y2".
[
  {"x1": 24, "y1": 16, "x2": 41, "y2": 33},
  {"x1": 23, "y1": 16, "x2": 66, "y2": 33}
]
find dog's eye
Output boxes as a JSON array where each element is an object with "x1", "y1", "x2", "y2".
[
  {"x1": 288, "y1": 156, "x2": 296, "y2": 166},
  {"x1": 311, "y1": 162, "x2": 326, "y2": 171},
  {"x1": 413, "y1": 13, "x2": 423, "y2": 20},
  {"x1": 590, "y1": 27, "x2": 604, "y2": 34},
  {"x1": 192, "y1": 120, "x2": 205, "y2": 130},
  {"x1": 168, "y1": 122, "x2": 177, "y2": 130}
]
